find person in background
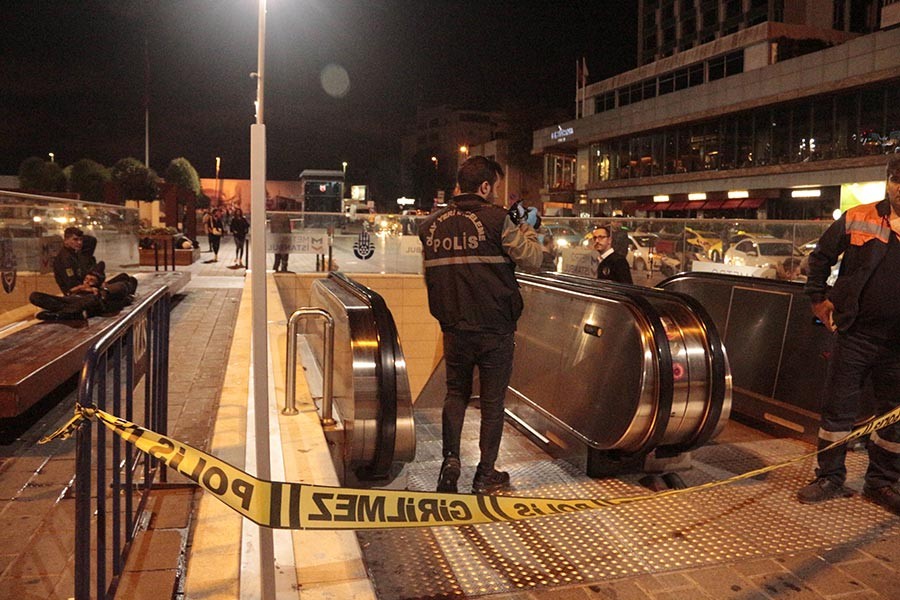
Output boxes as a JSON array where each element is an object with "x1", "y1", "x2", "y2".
[
  {"x1": 591, "y1": 225, "x2": 633, "y2": 284},
  {"x1": 31, "y1": 261, "x2": 138, "y2": 320},
  {"x1": 540, "y1": 234, "x2": 557, "y2": 272},
  {"x1": 201, "y1": 209, "x2": 213, "y2": 252},
  {"x1": 776, "y1": 256, "x2": 806, "y2": 282},
  {"x1": 78, "y1": 234, "x2": 98, "y2": 277},
  {"x1": 206, "y1": 208, "x2": 224, "y2": 263},
  {"x1": 419, "y1": 156, "x2": 543, "y2": 495},
  {"x1": 53, "y1": 226, "x2": 86, "y2": 294},
  {"x1": 230, "y1": 208, "x2": 250, "y2": 268},
  {"x1": 797, "y1": 154, "x2": 900, "y2": 515},
  {"x1": 270, "y1": 211, "x2": 291, "y2": 272}
]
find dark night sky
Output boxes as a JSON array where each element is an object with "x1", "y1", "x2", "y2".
[{"x1": 0, "y1": 1, "x2": 636, "y2": 196}]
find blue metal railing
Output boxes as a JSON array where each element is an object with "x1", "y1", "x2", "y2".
[{"x1": 74, "y1": 286, "x2": 171, "y2": 600}]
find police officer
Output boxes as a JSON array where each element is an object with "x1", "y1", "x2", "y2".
[
  {"x1": 53, "y1": 226, "x2": 86, "y2": 294},
  {"x1": 419, "y1": 156, "x2": 543, "y2": 495},
  {"x1": 798, "y1": 154, "x2": 900, "y2": 515}
]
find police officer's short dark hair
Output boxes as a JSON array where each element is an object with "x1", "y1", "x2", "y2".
[
  {"x1": 63, "y1": 227, "x2": 84, "y2": 239},
  {"x1": 457, "y1": 156, "x2": 504, "y2": 194}
]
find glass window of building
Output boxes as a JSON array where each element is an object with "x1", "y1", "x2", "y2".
[
  {"x1": 810, "y1": 97, "x2": 834, "y2": 161},
  {"x1": 546, "y1": 155, "x2": 575, "y2": 190},
  {"x1": 688, "y1": 63, "x2": 704, "y2": 87},
  {"x1": 708, "y1": 55, "x2": 726, "y2": 81},
  {"x1": 674, "y1": 67, "x2": 689, "y2": 91},
  {"x1": 725, "y1": 50, "x2": 744, "y2": 76}
]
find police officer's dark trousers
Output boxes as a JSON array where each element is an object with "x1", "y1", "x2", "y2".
[
  {"x1": 441, "y1": 330, "x2": 515, "y2": 472},
  {"x1": 818, "y1": 329, "x2": 900, "y2": 487}
]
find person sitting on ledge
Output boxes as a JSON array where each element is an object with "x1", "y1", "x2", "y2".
[{"x1": 30, "y1": 262, "x2": 138, "y2": 321}]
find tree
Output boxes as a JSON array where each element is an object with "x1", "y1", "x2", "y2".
[
  {"x1": 164, "y1": 157, "x2": 201, "y2": 196},
  {"x1": 111, "y1": 157, "x2": 160, "y2": 201},
  {"x1": 69, "y1": 159, "x2": 111, "y2": 204},
  {"x1": 18, "y1": 156, "x2": 66, "y2": 192}
]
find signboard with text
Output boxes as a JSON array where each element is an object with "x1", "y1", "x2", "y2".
[{"x1": 266, "y1": 230, "x2": 328, "y2": 254}]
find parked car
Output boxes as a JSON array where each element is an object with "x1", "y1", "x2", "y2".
[
  {"x1": 625, "y1": 232, "x2": 658, "y2": 271},
  {"x1": 684, "y1": 227, "x2": 724, "y2": 261},
  {"x1": 724, "y1": 235, "x2": 803, "y2": 269},
  {"x1": 538, "y1": 225, "x2": 585, "y2": 250}
]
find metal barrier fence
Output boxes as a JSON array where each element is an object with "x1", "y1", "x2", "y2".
[{"x1": 74, "y1": 286, "x2": 171, "y2": 599}]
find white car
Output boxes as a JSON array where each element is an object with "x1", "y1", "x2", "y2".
[
  {"x1": 724, "y1": 235, "x2": 803, "y2": 269},
  {"x1": 625, "y1": 233, "x2": 658, "y2": 271}
]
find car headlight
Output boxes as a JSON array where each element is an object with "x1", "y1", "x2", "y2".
[{"x1": 556, "y1": 239, "x2": 570, "y2": 248}]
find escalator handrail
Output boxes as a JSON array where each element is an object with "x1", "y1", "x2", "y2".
[
  {"x1": 516, "y1": 272, "x2": 675, "y2": 455},
  {"x1": 329, "y1": 272, "x2": 399, "y2": 479}
]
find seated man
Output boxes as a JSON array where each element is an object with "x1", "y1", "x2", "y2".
[
  {"x1": 54, "y1": 226, "x2": 86, "y2": 294},
  {"x1": 30, "y1": 262, "x2": 138, "y2": 320}
]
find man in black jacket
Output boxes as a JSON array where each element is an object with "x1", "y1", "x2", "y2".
[
  {"x1": 592, "y1": 225, "x2": 633, "y2": 284},
  {"x1": 797, "y1": 154, "x2": 900, "y2": 515},
  {"x1": 419, "y1": 156, "x2": 542, "y2": 494},
  {"x1": 53, "y1": 226, "x2": 86, "y2": 294}
]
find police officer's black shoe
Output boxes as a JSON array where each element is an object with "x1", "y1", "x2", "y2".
[
  {"x1": 472, "y1": 467, "x2": 510, "y2": 495},
  {"x1": 863, "y1": 484, "x2": 900, "y2": 515},
  {"x1": 437, "y1": 456, "x2": 461, "y2": 493},
  {"x1": 797, "y1": 477, "x2": 853, "y2": 504}
]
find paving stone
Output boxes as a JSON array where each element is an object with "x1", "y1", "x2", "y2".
[
  {"x1": 836, "y1": 559, "x2": 900, "y2": 598},
  {"x1": 857, "y1": 534, "x2": 900, "y2": 567},
  {"x1": 0, "y1": 574, "x2": 64, "y2": 599},
  {"x1": 146, "y1": 488, "x2": 195, "y2": 529},
  {"x1": 687, "y1": 565, "x2": 766, "y2": 599},
  {"x1": 4, "y1": 531, "x2": 73, "y2": 578},
  {"x1": 821, "y1": 546, "x2": 872, "y2": 565},
  {"x1": 115, "y1": 569, "x2": 178, "y2": 600},
  {"x1": 733, "y1": 557, "x2": 788, "y2": 577},
  {"x1": 646, "y1": 572, "x2": 695, "y2": 591},
  {"x1": 748, "y1": 571, "x2": 826, "y2": 599},
  {"x1": 585, "y1": 580, "x2": 654, "y2": 599}
]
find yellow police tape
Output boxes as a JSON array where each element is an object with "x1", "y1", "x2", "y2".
[{"x1": 41, "y1": 402, "x2": 900, "y2": 530}]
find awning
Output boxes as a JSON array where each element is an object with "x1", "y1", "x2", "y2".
[
  {"x1": 666, "y1": 202, "x2": 690, "y2": 210},
  {"x1": 635, "y1": 202, "x2": 663, "y2": 211},
  {"x1": 702, "y1": 200, "x2": 725, "y2": 209},
  {"x1": 686, "y1": 201, "x2": 707, "y2": 210},
  {"x1": 740, "y1": 198, "x2": 766, "y2": 208},
  {"x1": 721, "y1": 199, "x2": 745, "y2": 209}
]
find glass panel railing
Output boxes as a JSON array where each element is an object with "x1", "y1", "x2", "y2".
[
  {"x1": 0, "y1": 191, "x2": 140, "y2": 328},
  {"x1": 259, "y1": 211, "x2": 833, "y2": 285}
]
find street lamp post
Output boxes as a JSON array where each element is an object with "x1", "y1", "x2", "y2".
[{"x1": 249, "y1": 1, "x2": 275, "y2": 598}]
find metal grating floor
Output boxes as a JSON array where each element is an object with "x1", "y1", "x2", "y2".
[{"x1": 357, "y1": 408, "x2": 900, "y2": 599}]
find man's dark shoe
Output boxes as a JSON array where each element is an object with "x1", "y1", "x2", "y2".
[
  {"x1": 472, "y1": 468, "x2": 510, "y2": 495},
  {"x1": 437, "y1": 456, "x2": 461, "y2": 493},
  {"x1": 797, "y1": 477, "x2": 853, "y2": 504},
  {"x1": 863, "y1": 484, "x2": 900, "y2": 515}
]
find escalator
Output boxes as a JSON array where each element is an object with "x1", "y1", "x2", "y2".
[
  {"x1": 505, "y1": 272, "x2": 731, "y2": 476},
  {"x1": 302, "y1": 272, "x2": 416, "y2": 484}
]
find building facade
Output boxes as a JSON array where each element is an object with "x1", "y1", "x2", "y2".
[
  {"x1": 533, "y1": 0, "x2": 900, "y2": 219},
  {"x1": 400, "y1": 105, "x2": 508, "y2": 209}
]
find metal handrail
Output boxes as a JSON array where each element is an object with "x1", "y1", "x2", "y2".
[
  {"x1": 74, "y1": 285, "x2": 171, "y2": 600},
  {"x1": 284, "y1": 307, "x2": 334, "y2": 424}
]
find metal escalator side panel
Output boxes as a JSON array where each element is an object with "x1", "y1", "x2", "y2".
[
  {"x1": 308, "y1": 281, "x2": 371, "y2": 460},
  {"x1": 328, "y1": 273, "x2": 415, "y2": 479},
  {"x1": 513, "y1": 278, "x2": 672, "y2": 454},
  {"x1": 520, "y1": 271, "x2": 730, "y2": 453}
]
